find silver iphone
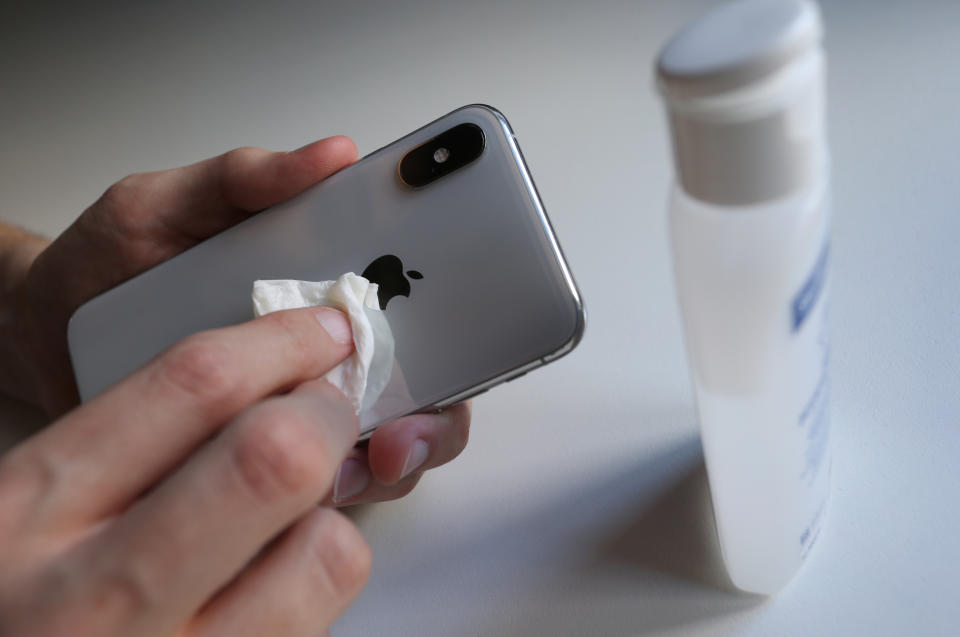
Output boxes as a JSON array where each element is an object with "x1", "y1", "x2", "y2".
[{"x1": 68, "y1": 105, "x2": 585, "y2": 433}]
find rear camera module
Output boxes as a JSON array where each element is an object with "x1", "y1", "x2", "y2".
[{"x1": 398, "y1": 123, "x2": 485, "y2": 188}]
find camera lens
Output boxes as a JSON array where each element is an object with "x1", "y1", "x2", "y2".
[{"x1": 399, "y1": 123, "x2": 485, "y2": 187}]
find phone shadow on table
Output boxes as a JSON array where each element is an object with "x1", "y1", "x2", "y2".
[{"x1": 346, "y1": 422, "x2": 765, "y2": 637}]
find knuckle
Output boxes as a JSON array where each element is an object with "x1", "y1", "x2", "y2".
[
  {"x1": 82, "y1": 171, "x2": 166, "y2": 254},
  {"x1": 218, "y1": 146, "x2": 268, "y2": 207},
  {"x1": 231, "y1": 408, "x2": 329, "y2": 503},
  {"x1": 97, "y1": 173, "x2": 151, "y2": 219},
  {"x1": 96, "y1": 552, "x2": 167, "y2": 618},
  {"x1": 220, "y1": 146, "x2": 263, "y2": 182},
  {"x1": 306, "y1": 511, "x2": 371, "y2": 599},
  {"x1": 97, "y1": 568, "x2": 153, "y2": 618},
  {"x1": 157, "y1": 335, "x2": 242, "y2": 407},
  {"x1": 68, "y1": 537, "x2": 177, "y2": 624},
  {"x1": 222, "y1": 145, "x2": 262, "y2": 167},
  {"x1": 0, "y1": 450, "x2": 58, "y2": 529}
]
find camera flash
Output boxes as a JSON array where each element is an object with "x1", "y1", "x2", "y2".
[{"x1": 433, "y1": 147, "x2": 450, "y2": 164}]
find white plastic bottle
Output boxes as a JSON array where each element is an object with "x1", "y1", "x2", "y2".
[{"x1": 656, "y1": 0, "x2": 831, "y2": 594}]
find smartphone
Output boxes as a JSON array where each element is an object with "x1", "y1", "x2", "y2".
[{"x1": 68, "y1": 105, "x2": 585, "y2": 434}]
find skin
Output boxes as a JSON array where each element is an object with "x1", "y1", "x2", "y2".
[{"x1": 0, "y1": 137, "x2": 471, "y2": 635}]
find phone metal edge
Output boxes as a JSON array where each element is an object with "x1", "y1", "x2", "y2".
[{"x1": 390, "y1": 105, "x2": 587, "y2": 416}]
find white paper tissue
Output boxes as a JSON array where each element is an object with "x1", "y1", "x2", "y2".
[{"x1": 252, "y1": 272, "x2": 395, "y2": 415}]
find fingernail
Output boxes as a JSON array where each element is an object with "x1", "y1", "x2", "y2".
[
  {"x1": 400, "y1": 439, "x2": 430, "y2": 480},
  {"x1": 333, "y1": 458, "x2": 370, "y2": 503},
  {"x1": 315, "y1": 308, "x2": 352, "y2": 345}
]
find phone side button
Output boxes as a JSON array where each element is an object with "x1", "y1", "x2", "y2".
[{"x1": 506, "y1": 371, "x2": 527, "y2": 382}]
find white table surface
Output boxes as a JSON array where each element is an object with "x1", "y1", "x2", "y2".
[{"x1": 2, "y1": 1, "x2": 958, "y2": 635}]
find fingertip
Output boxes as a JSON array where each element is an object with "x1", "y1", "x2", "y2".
[
  {"x1": 366, "y1": 414, "x2": 436, "y2": 485},
  {"x1": 446, "y1": 401, "x2": 473, "y2": 449},
  {"x1": 325, "y1": 135, "x2": 359, "y2": 162},
  {"x1": 367, "y1": 404, "x2": 472, "y2": 484},
  {"x1": 366, "y1": 420, "x2": 411, "y2": 484}
]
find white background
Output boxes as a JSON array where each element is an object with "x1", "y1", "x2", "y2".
[{"x1": 2, "y1": 1, "x2": 958, "y2": 635}]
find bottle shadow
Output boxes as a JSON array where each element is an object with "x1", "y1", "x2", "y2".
[
  {"x1": 343, "y1": 428, "x2": 767, "y2": 637},
  {"x1": 594, "y1": 449, "x2": 738, "y2": 593}
]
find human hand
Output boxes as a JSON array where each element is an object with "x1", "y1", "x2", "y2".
[
  {"x1": 3, "y1": 137, "x2": 470, "y2": 505},
  {"x1": 0, "y1": 305, "x2": 371, "y2": 636},
  {"x1": 16, "y1": 137, "x2": 360, "y2": 414}
]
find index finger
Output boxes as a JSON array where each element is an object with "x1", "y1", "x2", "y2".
[
  {"x1": 7, "y1": 305, "x2": 355, "y2": 530},
  {"x1": 141, "y1": 136, "x2": 360, "y2": 244},
  {"x1": 31, "y1": 136, "x2": 359, "y2": 349}
]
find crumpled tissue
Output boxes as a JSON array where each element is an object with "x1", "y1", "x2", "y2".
[{"x1": 252, "y1": 272, "x2": 395, "y2": 415}]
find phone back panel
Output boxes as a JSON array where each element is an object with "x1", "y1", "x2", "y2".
[{"x1": 68, "y1": 105, "x2": 584, "y2": 431}]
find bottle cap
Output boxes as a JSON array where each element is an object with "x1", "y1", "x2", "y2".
[{"x1": 657, "y1": 0, "x2": 826, "y2": 206}]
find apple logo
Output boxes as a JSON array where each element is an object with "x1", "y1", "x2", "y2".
[{"x1": 361, "y1": 254, "x2": 423, "y2": 310}]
